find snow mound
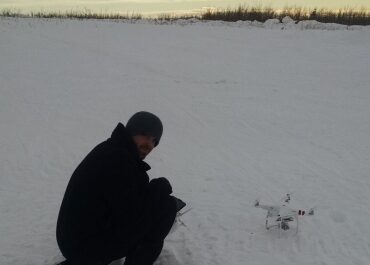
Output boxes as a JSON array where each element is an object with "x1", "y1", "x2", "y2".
[
  {"x1": 1, "y1": 16, "x2": 369, "y2": 30},
  {"x1": 141, "y1": 16, "x2": 369, "y2": 31},
  {"x1": 282, "y1": 16, "x2": 295, "y2": 24}
]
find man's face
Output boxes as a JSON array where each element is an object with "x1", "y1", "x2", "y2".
[{"x1": 132, "y1": 134, "x2": 156, "y2": 160}]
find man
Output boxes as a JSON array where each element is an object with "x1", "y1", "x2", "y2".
[{"x1": 56, "y1": 111, "x2": 177, "y2": 265}]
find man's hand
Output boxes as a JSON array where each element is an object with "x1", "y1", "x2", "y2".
[{"x1": 149, "y1": 177, "x2": 172, "y2": 196}]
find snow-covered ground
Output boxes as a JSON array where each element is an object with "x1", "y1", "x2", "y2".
[{"x1": 1, "y1": 17, "x2": 370, "y2": 265}]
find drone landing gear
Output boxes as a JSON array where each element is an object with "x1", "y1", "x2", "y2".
[
  {"x1": 265, "y1": 214, "x2": 298, "y2": 236},
  {"x1": 281, "y1": 221, "x2": 290, "y2": 231}
]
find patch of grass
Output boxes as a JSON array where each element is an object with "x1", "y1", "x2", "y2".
[
  {"x1": 307, "y1": 8, "x2": 370, "y2": 25},
  {"x1": 201, "y1": 6, "x2": 370, "y2": 25},
  {"x1": 156, "y1": 13, "x2": 201, "y2": 21},
  {"x1": 202, "y1": 5, "x2": 275, "y2": 23},
  {"x1": 0, "y1": 8, "x2": 142, "y2": 20},
  {"x1": 1, "y1": 8, "x2": 25, "y2": 17}
]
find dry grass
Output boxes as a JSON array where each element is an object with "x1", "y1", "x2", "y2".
[
  {"x1": 202, "y1": 6, "x2": 370, "y2": 25},
  {"x1": 0, "y1": 9, "x2": 142, "y2": 20},
  {"x1": 1, "y1": 6, "x2": 369, "y2": 25}
]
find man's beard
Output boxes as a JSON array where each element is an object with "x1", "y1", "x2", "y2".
[{"x1": 138, "y1": 146, "x2": 150, "y2": 159}]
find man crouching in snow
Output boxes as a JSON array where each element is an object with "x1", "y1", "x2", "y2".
[{"x1": 56, "y1": 111, "x2": 177, "y2": 265}]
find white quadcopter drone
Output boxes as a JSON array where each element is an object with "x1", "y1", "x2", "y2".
[{"x1": 254, "y1": 194, "x2": 314, "y2": 234}]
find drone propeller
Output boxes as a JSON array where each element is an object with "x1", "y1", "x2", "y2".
[{"x1": 281, "y1": 193, "x2": 292, "y2": 203}]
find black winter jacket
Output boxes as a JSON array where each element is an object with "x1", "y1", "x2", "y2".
[{"x1": 56, "y1": 123, "x2": 156, "y2": 254}]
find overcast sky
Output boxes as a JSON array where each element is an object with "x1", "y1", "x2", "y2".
[{"x1": 1, "y1": 1, "x2": 369, "y2": 15}]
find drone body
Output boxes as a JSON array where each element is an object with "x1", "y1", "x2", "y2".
[{"x1": 254, "y1": 194, "x2": 314, "y2": 235}]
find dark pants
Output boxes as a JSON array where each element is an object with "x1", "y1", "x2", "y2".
[{"x1": 58, "y1": 195, "x2": 177, "y2": 265}]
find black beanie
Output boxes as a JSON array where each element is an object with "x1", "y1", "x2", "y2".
[{"x1": 126, "y1": 111, "x2": 163, "y2": 146}]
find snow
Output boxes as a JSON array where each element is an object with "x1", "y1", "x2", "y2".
[{"x1": 1, "y1": 17, "x2": 370, "y2": 265}]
